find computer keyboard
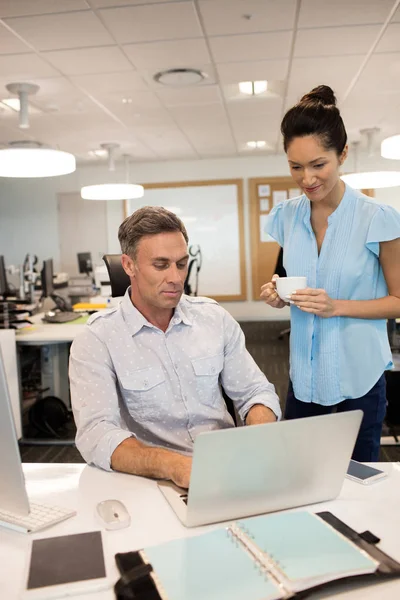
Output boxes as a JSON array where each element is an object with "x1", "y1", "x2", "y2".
[
  {"x1": 0, "y1": 502, "x2": 76, "y2": 533},
  {"x1": 42, "y1": 311, "x2": 81, "y2": 324}
]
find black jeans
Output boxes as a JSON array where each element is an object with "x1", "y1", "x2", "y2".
[{"x1": 284, "y1": 375, "x2": 387, "y2": 462}]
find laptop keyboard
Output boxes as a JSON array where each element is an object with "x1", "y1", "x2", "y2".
[{"x1": 0, "y1": 501, "x2": 76, "y2": 533}]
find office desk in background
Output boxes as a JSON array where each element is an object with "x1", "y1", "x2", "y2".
[
  {"x1": 1, "y1": 462, "x2": 400, "y2": 600},
  {"x1": 13, "y1": 315, "x2": 87, "y2": 439}
]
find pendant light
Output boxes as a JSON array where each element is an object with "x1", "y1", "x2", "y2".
[
  {"x1": 81, "y1": 144, "x2": 144, "y2": 200},
  {"x1": 381, "y1": 134, "x2": 400, "y2": 160},
  {"x1": 0, "y1": 83, "x2": 76, "y2": 178},
  {"x1": 341, "y1": 129, "x2": 400, "y2": 189}
]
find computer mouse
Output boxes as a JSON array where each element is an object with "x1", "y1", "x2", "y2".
[{"x1": 96, "y1": 499, "x2": 131, "y2": 530}]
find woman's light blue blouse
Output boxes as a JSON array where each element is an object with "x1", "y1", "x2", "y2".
[{"x1": 266, "y1": 184, "x2": 400, "y2": 405}]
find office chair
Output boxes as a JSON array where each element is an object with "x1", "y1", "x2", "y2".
[
  {"x1": 102, "y1": 254, "x2": 237, "y2": 425},
  {"x1": 274, "y1": 247, "x2": 290, "y2": 340},
  {"x1": 102, "y1": 254, "x2": 130, "y2": 297}
]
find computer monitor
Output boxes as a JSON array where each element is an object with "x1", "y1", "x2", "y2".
[
  {"x1": 0, "y1": 256, "x2": 8, "y2": 298},
  {"x1": 40, "y1": 259, "x2": 70, "y2": 312},
  {"x1": 0, "y1": 345, "x2": 30, "y2": 515},
  {"x1": 40, "y1": 258, "x2": 54, "y2": 298},
  {"x1": 77, "y1": 252, "x2": 93, "y2": 274}
]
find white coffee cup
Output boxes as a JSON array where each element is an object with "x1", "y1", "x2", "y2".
[{"x1": 275, "y1": 276, "x2": 307, "y2": 301}]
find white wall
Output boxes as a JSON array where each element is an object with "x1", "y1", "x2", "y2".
[{"x1": 0, "y1": 152, "x2": 399, "y2": 321}]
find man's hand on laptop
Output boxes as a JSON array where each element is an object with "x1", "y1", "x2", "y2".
[{"x1": 168, "y1": 454, "x2": 192, "y2": 489}]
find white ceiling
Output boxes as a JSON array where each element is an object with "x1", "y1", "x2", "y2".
[{"x1": 0, "y1": 0, "x2": 399, "y2": 163}]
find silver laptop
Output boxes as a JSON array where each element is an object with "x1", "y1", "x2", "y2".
[
  {"x1": 0, "y1": 347, "x2": 76, "y2": 533},
  {"x1": 158, "y1": 410, "x2": 363, "y2": 527}
]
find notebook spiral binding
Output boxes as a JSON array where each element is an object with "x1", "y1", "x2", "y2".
[{"x1": 228, "y1": 523, "x2": 294, "y2": 599}]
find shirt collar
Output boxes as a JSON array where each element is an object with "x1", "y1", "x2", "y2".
[
  {"x1": 121, "y1": 288, "x2": 192, "y2": 337},
  {"x1": 302, "y1": 182, "x2": 352, "y2": 231}
]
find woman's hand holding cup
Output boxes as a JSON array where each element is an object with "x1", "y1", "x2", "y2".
[{"x1": 260, "y1": 275, "x2": 288, "y2": 309}]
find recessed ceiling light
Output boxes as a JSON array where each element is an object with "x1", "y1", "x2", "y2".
[
  {"x1": 247, "y1": 140, "x2": 267, "y2": 149},
  {"x1": 239, "y1": 80, "x2": 268, "y2": 96},
  {"x1": 122, "y1": 98, "x2": 132, "y2": 104},
  {"x1": 154, "y1": 68, "x2": 207, "y2": 87}
]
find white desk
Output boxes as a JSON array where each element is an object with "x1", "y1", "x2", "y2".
[{"x1": 1, "y1": 463, "x2": 400, "y2": 599}]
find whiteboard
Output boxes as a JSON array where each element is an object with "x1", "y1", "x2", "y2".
[{"x1": 126, "y1": 181, "x2": 245, "y2": 300}]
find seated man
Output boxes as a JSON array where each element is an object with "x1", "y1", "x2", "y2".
[{"x1": 69, "y1": 206, "x2": 281, "y2": 489}]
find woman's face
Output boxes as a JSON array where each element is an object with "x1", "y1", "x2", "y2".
[{"x1": 286, "y1": 135, "x2": 347, "y2": 202}]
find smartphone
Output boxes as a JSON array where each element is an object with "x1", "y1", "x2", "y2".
[
  {"x1": 346, "y1": 460, "x2": 388, "y2": 485},
  {"x1": 23, "y1": 530, "x2": 111, "y2": 599}
]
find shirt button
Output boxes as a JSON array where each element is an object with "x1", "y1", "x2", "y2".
[
  {"x1": 211, "y1": 367, "x2": 216, "y2": 373},
  {"x1": 143, "y1": 380, "x2": 149, "y2": 387}
]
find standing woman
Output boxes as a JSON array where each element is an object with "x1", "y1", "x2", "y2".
[{"x1": 261, "y1": 85, "x2": 400, "y2": 461}]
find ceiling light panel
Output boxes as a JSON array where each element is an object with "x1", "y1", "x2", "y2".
[{"x1": 98, "y1": 3, "x2": 202, "y2": 44}]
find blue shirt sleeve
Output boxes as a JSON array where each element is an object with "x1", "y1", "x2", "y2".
[
  {"x1": 366, "y1": 204, "x2": 400, "y2": 257},
  {"x1": 265, "y1": 202, "x2": 285, "y2": 246}
]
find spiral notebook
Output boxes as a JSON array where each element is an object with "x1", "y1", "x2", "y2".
[{"x1": 114, "y1": 510, "x2": 400, "y2": 600}]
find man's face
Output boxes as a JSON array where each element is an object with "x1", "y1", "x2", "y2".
[{"x1": 123, "y1": 231, "x2": 189, "y2": 311}]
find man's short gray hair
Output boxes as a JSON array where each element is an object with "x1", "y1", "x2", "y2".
[{"x1": 118, "y1": 206, "x2": 189, "y2": 259}]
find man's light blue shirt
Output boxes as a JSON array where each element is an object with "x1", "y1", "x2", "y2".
[
  {"x1": 266, "y1": 184, "x2": 400, "y2": 405},
  {"x1": 69, "y1": 291, "x2": 281, "y2": 470}
]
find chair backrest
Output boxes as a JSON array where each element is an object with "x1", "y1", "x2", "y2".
[{"x1": 102, "y1": 254, "x2": 130, "y2": 297}]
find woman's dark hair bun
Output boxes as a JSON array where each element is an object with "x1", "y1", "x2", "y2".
[
  {"x1": 300, "y1": 85, "x2": 336, "y2": 107},
  {"x1": 281, "y1": 84, "x2": 346, "y2": 154}
]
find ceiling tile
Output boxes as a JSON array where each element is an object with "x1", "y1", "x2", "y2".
[
  {"x1": 350, "y1": 53, "x2": 400, "y2": 93},
  {"x1": 295, "y1": 25, "x2": 380, "y2": 57},
  {"x1": 155, "y1": 85, "x2": 221, "y2": 107},
  {"x1": 43, "y1": 46, "x2": 133, "y2": 76},
  {"x1": 3, "y1": 11, "x2": 114, "y2": 51},
  {"x1": 216, "y1": 59, "x2": 288, "y2": 83},
  {"x1": 0, "y1": 23, "x2": 32, "y2": 54},
  {"x1": 298, "y1": 0, "x2": 394, "y2": 28},
  {"x1": 375, "y1": 24, "x2": 400, "y2": 53},
  {"x1": 123, "y1": 38, "x2": 210, "y2": 70},
  {"x1": 209, "y1": 31, "x2": 292, "y2": 63},
  {"x1": 198, "y1": 0, "x2": 296, "y2": 35},
  {"x1": 91, "y1": 0, "x2": 191, "y2": 6},
  {"x1": 71, "y1": 71, "x2": 150, "y2": 93},
  {"x1": 168, "y1": 103, "x2": 229, "y2": 128},
  {"x1": 0, "y1": 53, "x2": 59, "y2": 82},
  {"x1": 0, "y1": 0, "x2": 87, "y2": 17},
  {"x1": 286, "y1": 55, "x2": 365, "y2": 106},
  {"x1": 97, "y1": 90, "x2": 163, "y2": 111},
  {"x1": 99, "y1": 2, "x2": 202, "y2": 43},
  {"x1": 227, "y1": 96, "x2": 282, "y2": 120}
]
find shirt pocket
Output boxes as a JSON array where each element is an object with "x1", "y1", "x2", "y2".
[
  {"x1": 191, "y1": 353, "x2": 224, "y2": 407},
  {"x1": 119, "y1": 366, "x2": 165, "y2": 421}
]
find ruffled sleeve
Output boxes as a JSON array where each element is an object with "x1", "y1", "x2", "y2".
[
  {"x1": 265, "y1": 202, "x2": 285, "y2": 247},
  {"x1": 366, "y1": 204, "x2": 400, "y2": 256}
]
